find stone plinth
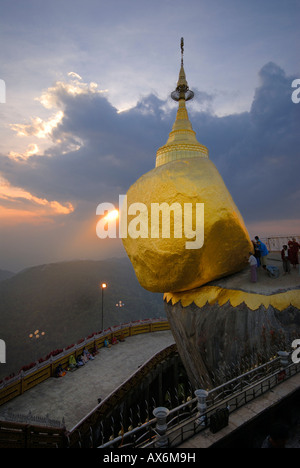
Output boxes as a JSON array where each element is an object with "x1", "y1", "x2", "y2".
[{"x1": 164, "y1": 262, "x2": 300, "y2": 390}]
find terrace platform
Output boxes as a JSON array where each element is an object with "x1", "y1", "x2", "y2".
[{"x1": 0, "y1": 330, "x2": 175, "y2": 431}]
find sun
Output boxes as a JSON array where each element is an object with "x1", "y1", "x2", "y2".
[{"x1": 104, "y1": 209, "x2": 119, "y2": 222}]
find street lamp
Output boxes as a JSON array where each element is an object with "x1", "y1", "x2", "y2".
[{"x1": 101, "y1": 283, "x2": 107, "y2": 331}]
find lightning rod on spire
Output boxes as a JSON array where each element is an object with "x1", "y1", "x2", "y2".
[{"x1": 181, "y1": 37, "x2": 184, "y2": 66}]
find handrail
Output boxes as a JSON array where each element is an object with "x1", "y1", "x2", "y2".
[{"x1": 97, "y1": 354, "x2": 300, "y2": 449}]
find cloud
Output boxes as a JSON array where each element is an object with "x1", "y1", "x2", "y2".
[
  {"x1": 216, "y1": 63, "x2": 300, "y2": 223},
  {"x1": 0, "y1": 175, "x2": 74, "y2": 226},
  {"x1": 36, "y1": 72, "x2": 108, "y2": 110},
  {"x1": 8, "y1": 143, "x2": 39, "y2": 161},
  {"x1": 10, "y1": 112, "x2": 64, "y2": 139},
  {"x1": 0, "y1": 62, "x2": 299, "y2": 269}
]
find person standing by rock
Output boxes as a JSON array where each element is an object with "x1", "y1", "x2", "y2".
[
  {"x1": 248, "y1": 252, "x2": 258, "y2": 282},
  {"x1": 288, "y1": 237, "x2": 299, "y2": 269},
  {"x1": 255, "y1": 236, "x2": 269, "y2": 270},
  {"x1": 281, "y1": 245, "x2": 291, "y2": 275},
  {"x1": 252, "y1": 239, "x2": 261, "y2": 267}
]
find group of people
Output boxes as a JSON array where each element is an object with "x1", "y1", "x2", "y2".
[
  {"x1": 75, "y1": 347, "x2": 96, "y2": 367},
  {"x1": 55, "y1": 333, "x2": 126, "y2": 377},
  {"x1": 248, "y1": 236, "x2": 300, "y2": 283},
  {"x1": 248, "y1": 236, "x2": 269, "y2": 283},
  {"x1": 103, "y1": 333, "x2": 125, "y2": 348},
  {"x1": 280, "y1": 237, "x2": 300, "y2": 274},
  {"x1": 55, "y1": 346, "x2": 98, "y2": 377}
]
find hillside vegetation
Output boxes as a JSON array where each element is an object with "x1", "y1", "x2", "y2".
[
  {"x1": 0, "y1": 257, "x2": 164, "y2": 380},
  {"x1": 0, "y1": 270, "x2": 15, "y2": 282}
]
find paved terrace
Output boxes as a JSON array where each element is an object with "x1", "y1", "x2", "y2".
[
  {"x1": 0, "y1": 331, "x2": 175, "y2": 430},
  {"x1": 211, "y1": 251, "x2": 300, "y2": 294}
]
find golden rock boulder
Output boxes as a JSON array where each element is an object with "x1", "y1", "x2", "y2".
[
  {"x1": 122, "y1": 156, "x2": 252, "y2": 293},
  {"x1": 121, "y1": 42, "x2": 252, "y2": 293}
]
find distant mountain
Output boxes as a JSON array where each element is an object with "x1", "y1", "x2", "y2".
[
  {"x1": 0, "y1": 257, "x2": 165, "y2": 380},
  {"x1": 0, "y1": 269, "x2": 15, "y2": 282}
]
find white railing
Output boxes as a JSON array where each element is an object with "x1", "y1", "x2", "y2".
[{"x1": 261, "y1": 235, "x2": 300, "y2": 252}]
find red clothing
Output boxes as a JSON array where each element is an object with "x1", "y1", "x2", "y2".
[{"x1": 288, "y1": 241, "x2": 299, "y2": 265}]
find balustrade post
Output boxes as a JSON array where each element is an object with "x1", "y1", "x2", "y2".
[
  {"x1": 277, "y1": 350, "x2": 289, "y2": 368},
  {"x1": 277, "y1": 350, "x2": 290, "y2": 380},
  {"x1": 153, "y1": 406, "x2": 169, "y2": 447},
  {"x1": 194, "y1": 389, "x2": 208, "y2": 425}
]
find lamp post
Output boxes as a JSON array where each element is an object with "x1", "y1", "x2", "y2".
[{"x1": 101, "y1": 283, "x2": 107, "y2": 331}]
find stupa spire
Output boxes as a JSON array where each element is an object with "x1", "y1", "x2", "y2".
[
  {"x1": 171, "y1": 38, "x2": 194, "y2": 102},
  {"x1": 156, "y1": 38, "x2": 208, "y2": 167}
]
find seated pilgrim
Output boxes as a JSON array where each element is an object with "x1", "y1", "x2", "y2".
[
  {"x1": 55, "y1": 363, "x2": 66, "y2": 378},
  {"x1": 83, "y1": 346, "x2": 95, "y2": 360},
  {"x1": 68, "y1": 354, "x2": 78, "y2": 371}
]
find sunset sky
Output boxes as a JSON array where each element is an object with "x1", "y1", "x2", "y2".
[{"x1": 0, "y1": 0, "x2": 299, "y2": 272}]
